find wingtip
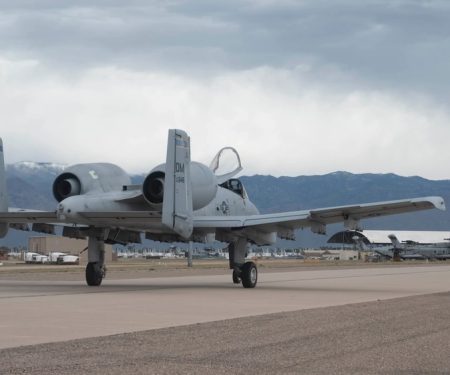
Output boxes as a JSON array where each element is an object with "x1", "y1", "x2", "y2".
[
  {"x1": 430, "y1": 196, "x2": 446, "y2": 211},
  {"x1": 411, "y1": 196, "x2": 446, "y2": 211}
]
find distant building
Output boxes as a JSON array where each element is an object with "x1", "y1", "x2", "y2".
[
  {"x1": 322, "y1": 250, "x2": 359, "y2": 261},
  {"x1": 0, "y1": 246, "x2": 9, "y2": 260},
  {"x1": 28, "y1": 236, "x2": 114, "y2": 265}
]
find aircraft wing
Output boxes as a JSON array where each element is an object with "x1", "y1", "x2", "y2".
[
  {"x1": 193, "y1": 196, "x2": 445, "y2": 233},
  {"x1": 0, "y1": 209, "x2": 60, "y2": 234},
  {"x1": 0, "y1": 197, "x2": 444, "y2": 239},
  {"x1": 0, "y1": 209, "x2": 58, "y2": 223}
]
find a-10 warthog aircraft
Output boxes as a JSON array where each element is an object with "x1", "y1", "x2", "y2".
[{"x1": 0, "y1": 130, "x2": 445, "y2": 288}]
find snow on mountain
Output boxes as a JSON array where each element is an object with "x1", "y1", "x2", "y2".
[{"x1": 8, "y1": 162, "x2": 66, "y2": 176}]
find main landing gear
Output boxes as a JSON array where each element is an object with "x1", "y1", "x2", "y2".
[
  {"x1": 85, "y1": 232, "x2": 106, "y2": 286},
  {"x1": 232, "y1": 261, "x2": 258, "y2": 288},
  {"x1": 86, "y1": 262, "x2": 105, "y2": 286},
  {"x1": 228, "y1": 239, "x2": 258, "y2": 288}
]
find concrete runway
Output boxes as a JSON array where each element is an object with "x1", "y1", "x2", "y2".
[{"x1": 1, "y1": 264, "x2": 450, "y2": 350}]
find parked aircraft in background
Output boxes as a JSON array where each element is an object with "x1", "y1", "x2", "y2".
[
  {"x1": 0, "y1": 130, "x2": 445, "y2": 288},
  {"x1": 388, "y1": 234, "x2": 450, "y2": 260}
]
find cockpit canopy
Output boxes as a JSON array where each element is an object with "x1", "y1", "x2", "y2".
[
  {"x1": 210, "y1": 147, "x2": 246, "y2": 198},
  {"x1": 220, "y1": 178, "x2": 246, "y2": 198},
  {"x1": 209, "y1": 147, "x2": 242, "y2": 185}
]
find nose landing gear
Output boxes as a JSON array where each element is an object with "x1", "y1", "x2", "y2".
[{"x1": 85, "y1": 230, "x2": 106, "y2": 287}]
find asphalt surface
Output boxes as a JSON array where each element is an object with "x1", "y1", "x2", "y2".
[
  {"x1": 2, "y1": 292, "x2": 450, "y2": 375},
  {"x1": 1, "y1": 264, "x2": 450, "y2": 374}
]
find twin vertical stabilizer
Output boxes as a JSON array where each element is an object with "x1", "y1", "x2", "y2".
[
  {"x1": 0, "y1": 138, "x2": 9, "y2": 237},
  {"x1": 161, "y1": 129, "x2": 193, "y2": 239},
  {"x1": 388, "y1": 234, "x2": 401, "y2": 248}
]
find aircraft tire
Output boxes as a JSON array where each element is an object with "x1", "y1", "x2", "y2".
[
  {"x1": 86, "y1": 262, "x2": 103, "y2": 286},
  {"x1": 232, "y1": 269, "x2": 241, "y2": 284},
  {"x1": 241, "y1": 261, "x2": 257, "y2": 288}
]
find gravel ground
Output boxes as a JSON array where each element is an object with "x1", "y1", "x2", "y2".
[{"x1": 2, "y1": 292, "x2": 450, "y2": 375}]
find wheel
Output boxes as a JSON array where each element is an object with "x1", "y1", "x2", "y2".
[
  {"x1": 232, "y1": 269, "x2": 241, "y2": 284},
  {"x1": 241, "y1": 261, "x2": 257, "y2": 288},
  {"x1": 85, "y1": 262, "x2": 103, "y2": 286}
]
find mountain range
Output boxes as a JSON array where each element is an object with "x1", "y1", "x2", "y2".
[{"x1": 2, "y1": 162, "x2": 450, "y2": 248}]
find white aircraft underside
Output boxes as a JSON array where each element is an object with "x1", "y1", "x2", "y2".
[{"x1": 0, "y1": 130, "x2": 445, "y2": 288}]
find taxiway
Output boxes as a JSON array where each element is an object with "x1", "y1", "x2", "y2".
[{"x1": 1, "y1": 264, "x2": 449, "y2": 350}]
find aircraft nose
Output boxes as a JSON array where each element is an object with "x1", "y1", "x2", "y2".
[
  {"x1": 57, "y1": 202, "x2": 75, "y2": 220},
  {"x1": 57, "y1": 203, "x2": 66, "y2": 220}
]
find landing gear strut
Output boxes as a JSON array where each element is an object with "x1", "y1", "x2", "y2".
[
  {"x1": 85, "y1": 231, "x2": 106, "y2": 287},
  {"x1": 228, "y1": 239, "x2": 258, "y2": 288},
  {"x1": 232, "y1": 269, "x2": 241, "y2": 284}
]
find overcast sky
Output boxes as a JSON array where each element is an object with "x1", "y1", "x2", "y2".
[{"x1": 1, "y1": 0, "x2": 450, "y2": 179}]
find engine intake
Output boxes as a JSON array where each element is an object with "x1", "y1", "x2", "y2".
[
  {"x1": 142, "y1": 171, "x2": 165, "y2": 205},
  {"x1": 53, "y1": 174, "x2": 81, "y2": 202}
]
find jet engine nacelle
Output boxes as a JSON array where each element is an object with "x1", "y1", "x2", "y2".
[
  {"x1": 142, "y1": 161, "x2": 218, "y2": 210},
  {"x1": 53, "y1": 163, "x2": 131, "y2": 202}
]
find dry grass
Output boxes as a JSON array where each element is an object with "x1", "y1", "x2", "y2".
[{"x1": 0, "y1": 257, "x2": 438, "y2": 275}]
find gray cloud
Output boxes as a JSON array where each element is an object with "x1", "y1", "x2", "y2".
[
  {"x1": 0, "y1": 0, "x2": 449, "y2": 99},
  {"x1": 1, "y1": 1, "x2": 450, "y2": 179}
]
